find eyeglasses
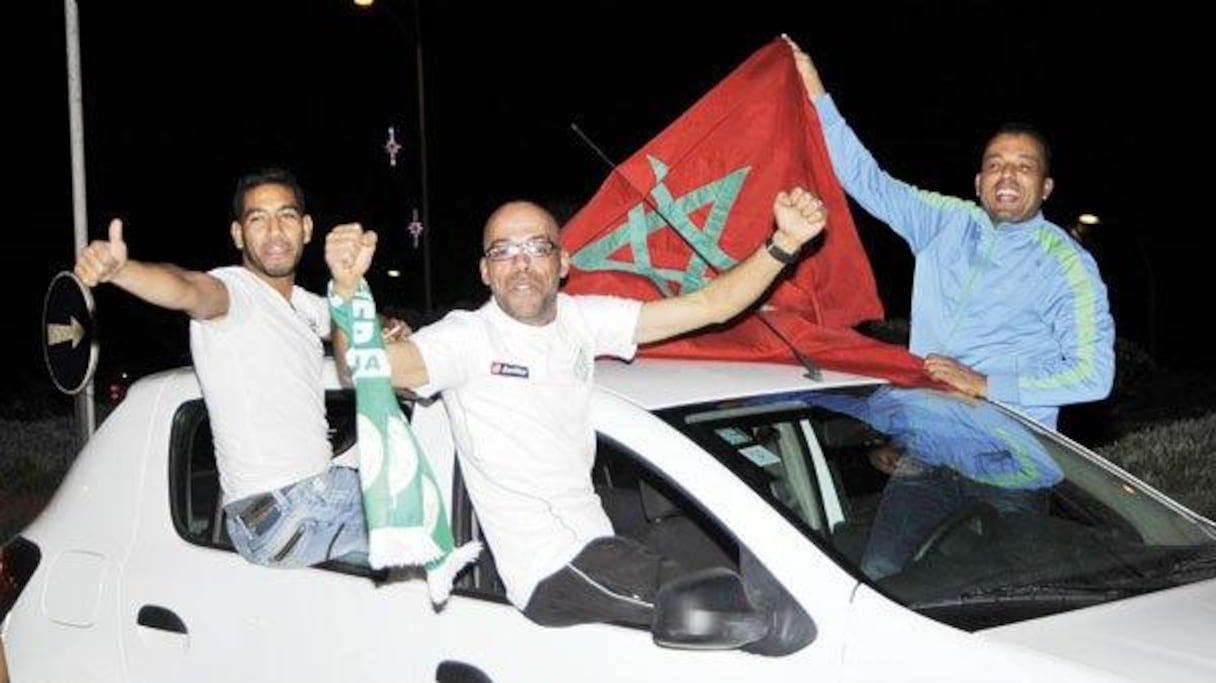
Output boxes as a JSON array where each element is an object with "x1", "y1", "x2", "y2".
[{"x1": 483, "y1": 237, "x2": 558, "y2": 262}]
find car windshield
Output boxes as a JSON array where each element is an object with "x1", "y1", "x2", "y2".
[{"x1": 658, "y1": 384, "x2": 1216, "y2": 630}]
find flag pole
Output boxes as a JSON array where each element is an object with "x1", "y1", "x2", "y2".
[{"x1": 569, "y1": 123, "x2": 722, "y2": 273}]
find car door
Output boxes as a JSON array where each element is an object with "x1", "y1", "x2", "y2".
[
  {"x1": 118, "y1": 384, "x2": 445, "y2": 683},
  {"x1": 399, "y1": 395, "x2": 857, "y2": 682},
  {"x1": 117, "y1": 381, "x2": 847, "y2": 682}
]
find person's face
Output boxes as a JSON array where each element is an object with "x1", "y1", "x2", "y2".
[
  {"x1": 974, "y1": 133, "x2": 1054, "y2": 224},
  {"x1": 230, "y1": 183, "x2": 312, "y2": 280},
  {"x1": 479, "y1": 203, "x2": 569, "y2": 326}
]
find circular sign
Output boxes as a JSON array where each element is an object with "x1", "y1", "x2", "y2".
[{"x1": 42, "y1": 271, "x2": 98, "y2": 395}]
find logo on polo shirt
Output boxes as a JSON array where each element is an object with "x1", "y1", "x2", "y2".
[{"x1": 491, "y1": 361, "x2": 529, "y2": 378}]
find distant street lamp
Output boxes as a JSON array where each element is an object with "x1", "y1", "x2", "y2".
[
  {"x1": 354, "y1": 0, "x2": 433, "y2": 315},
  {"x1": 1070, "y1": 212, "x2": 1157, "y2": 361},
  {"x1": 1069, "y1": 212, "x2": 1100, "y2": 242}
]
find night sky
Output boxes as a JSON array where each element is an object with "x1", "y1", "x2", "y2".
[{"x1": 4, "y1": 1, "x2": 1206, "y2": 407}]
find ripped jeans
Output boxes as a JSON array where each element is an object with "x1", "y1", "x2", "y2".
[{"x1": 224, "y1": 466, "x2": 369, "y2": 569}]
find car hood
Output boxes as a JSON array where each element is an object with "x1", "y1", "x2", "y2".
[{"x1": 983, "y1": 579, "x2": 1216, "y2": 682}]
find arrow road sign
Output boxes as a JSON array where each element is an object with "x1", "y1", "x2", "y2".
[{"x1": 43, "y1": 271, "x2": 98, "y2": 395}]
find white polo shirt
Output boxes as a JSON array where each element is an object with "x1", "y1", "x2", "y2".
[
  {"x1": 190, "y1": 266, "x2": 332, "y2": 505},
  {"x1": 410, "y1": 293, "x2": 642, "y2": 607}
]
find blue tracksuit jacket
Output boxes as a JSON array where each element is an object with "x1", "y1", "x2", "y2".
[{"x1": 814, "y1": 95, "x2": 1115, "y2": 429}]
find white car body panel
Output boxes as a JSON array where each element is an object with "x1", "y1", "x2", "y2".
[
  {"x1": 984, "y1": 579, "x2": 1216, "y2": 683},
  {"x1": 4, "y1": 357, "x2": 1215, "y2": 682}
]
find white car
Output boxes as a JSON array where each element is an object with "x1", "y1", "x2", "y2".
[{"x1": 3, "y1": 357, "x2": 1216, "y2": 682}]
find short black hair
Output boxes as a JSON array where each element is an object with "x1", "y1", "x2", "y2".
[
  {"x1": 986, "y1": 122, "x2": 1052, "y2": 176},
  {"x1": 231, "y1": 167, "x2": 307, "y2": 221}
]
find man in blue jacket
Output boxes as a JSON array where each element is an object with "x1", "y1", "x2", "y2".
[{"x1": 784, "y1": 36, "x2": 1114, "y2": 431}]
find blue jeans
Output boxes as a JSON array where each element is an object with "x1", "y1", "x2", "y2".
[
  {"x1": 224, "y1": 466, "x2": 369, "y2": 569},
  {"x1": 861, "y1": 462, "x2": 1047, "y2": 580}
]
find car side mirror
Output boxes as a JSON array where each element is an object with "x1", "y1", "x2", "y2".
[{"x1": 651, "y1": 567, "x2": 772, "y2": 651}]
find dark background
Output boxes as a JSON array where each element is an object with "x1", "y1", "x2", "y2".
[{"x1": 3, "y1": 1, "x2": 1205, "y2": 409}]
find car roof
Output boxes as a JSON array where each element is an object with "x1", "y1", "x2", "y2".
[
  {"x1": 129, "y1": 357, "x2": 885, "y2": 412},
  {"x1": 593, "y1": 357, "x2": 884, "y2": 411}
]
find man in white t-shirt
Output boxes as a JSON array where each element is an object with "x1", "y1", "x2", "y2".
[
  {"x1": 325, "y1": 189, "x2": 826, "y2": 633},
  {"x1": 74, "y1": 168, "x2": 374, "y2": 568}
]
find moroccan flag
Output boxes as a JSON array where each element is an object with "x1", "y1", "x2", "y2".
[{"x1": 561, "y1": 36, "x2": 932, "y2": 386}]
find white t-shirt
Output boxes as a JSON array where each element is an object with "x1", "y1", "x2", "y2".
[
  {"x1": 410, "y1": 293, "x2": 642, "y2": 607},
  {"x1": 190, "y1": 266, "x2": 333, "y2": 505}
]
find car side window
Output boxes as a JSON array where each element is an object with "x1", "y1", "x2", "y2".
[
  {"x1": 666, "y1": 404, "x2": 886, "y2": 566},
  {"x1": 167, "y1": 399, "x2": 223, "y2": 547},
  {"x1": 167, "y1": 390, "x2": 400, "y2": 575},
  {"x1": 452, "y1": 434, "x2": 740, "y2": 603},
  {"x1": 592, "y1": 437, "x2": 739, "y2": 575},
  {"x1": 676, "y1": 409, "x2": 836, "y2": 536}
]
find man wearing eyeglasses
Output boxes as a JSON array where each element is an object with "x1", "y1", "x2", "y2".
[{"x1": 325, "y1": 187, "x2": 825, "y2": 641}]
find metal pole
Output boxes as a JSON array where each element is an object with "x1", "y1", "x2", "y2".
[
  {"x1": 64, "y1": 0, "x2": 96, "y2": 444},
  {"x1": 412, "y1": 0, "x2": 433, "y2": 315},
  {"x1": 365, "y1": 0, "x2": 432, "y2": 315}
]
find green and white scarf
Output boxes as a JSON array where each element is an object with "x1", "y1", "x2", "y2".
[{"x1": 329, "y1": 280, "x2": 481, "y2": 605}]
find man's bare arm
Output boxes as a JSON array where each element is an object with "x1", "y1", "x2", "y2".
[
  {"x1": 635, "y1": 187, "x2": 826, "y2": 344},
  {"x1": 325, "y1": 222, "x2": 431, "y2": 390},
  {"x1": 74, "y1": 218, "x2": 229, "y2": 320}
]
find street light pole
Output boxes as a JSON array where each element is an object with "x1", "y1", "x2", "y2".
[
  {"x1": 412, "y1": 0, "x2": 433, "y2": 315},
  {"x1": 356, "y1": 0, "x2": 433, "y2": 315},
  {"x1": 64, "y1": 0, "x2": 96, "y2": 444}
]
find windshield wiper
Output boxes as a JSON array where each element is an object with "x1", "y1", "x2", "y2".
[
  {"x1": 912, "y1": 582, "x2": 1137, "y2": 609},
  {"x1": 1168, "y1": 549, "x2": 1216, "y2": 579}
]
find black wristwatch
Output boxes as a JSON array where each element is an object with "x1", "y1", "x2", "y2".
[{"x1": 765, "y1": 235, "x2": 799, "y2": 265}]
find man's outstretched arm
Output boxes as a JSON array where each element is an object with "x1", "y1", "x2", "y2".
[
  {"x1": 782, "y1": 33, "x2": 826, "y2": 98},
  {"x1": 326, "y1": 222, "x2": 431, "y2": 390},
  {"x1": 74, "y1": 218, "x2": 229, "y2": 320},
  {"x1": 634, "y1": 187, "x2": 826, "y2": 344}
]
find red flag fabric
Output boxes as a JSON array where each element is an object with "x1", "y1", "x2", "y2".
[{"x1": 561, "y1": 37, "x2": 932, "y2": 387}]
